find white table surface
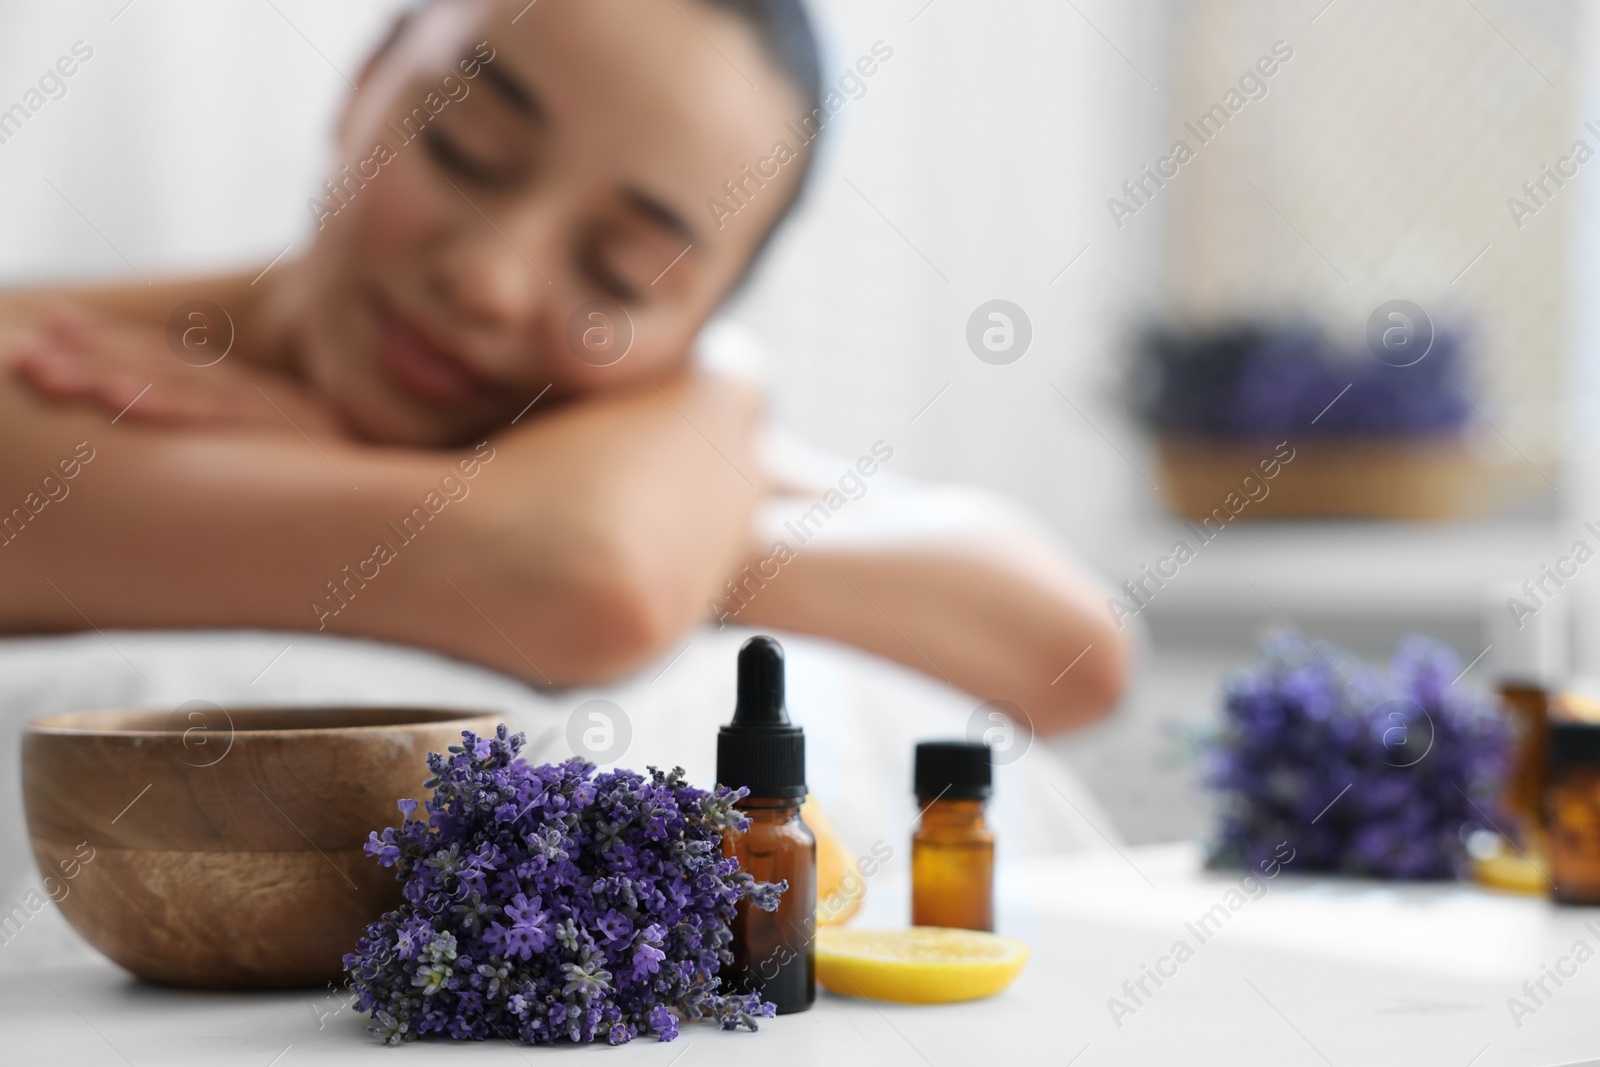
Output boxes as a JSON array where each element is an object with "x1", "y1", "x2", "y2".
[{"x1": 7, "y1": 843, "x2": 1600, "y2": 1066}]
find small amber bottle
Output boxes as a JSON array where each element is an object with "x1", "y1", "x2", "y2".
[
  {"x1": 1546, "y1": 721, "x2": 1600, "y2": 905},
  {"x1": 718, "y1": 636, "x2": 816, "y2": 1013},
  {"x1": 912, "y1": 741, "x2": 994, "y2": 931},
  {"x1": 1502, "y1": 681, "x2": 1552, "y2": 844}
]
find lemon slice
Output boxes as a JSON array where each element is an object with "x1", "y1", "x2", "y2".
[
  {"x1": 815, "y1": 926, "x2": 1030, "y2": 1004},
  {"x1": 802, "y1": 797, "x2": 864, "y2": 926},
  {"x1": 1472, "y1": 850, "x2": 1548, "y2": 895}
]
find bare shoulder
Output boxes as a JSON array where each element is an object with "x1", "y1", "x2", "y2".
[
  {"x1": 0, "y1": 270, "x2": 347, "y2": 440},
  {"x1": 0, "y1": 272, "x2": 258, "y2": 329},
  {"x1": 0, "y1": 273, "x2": 246, "y2": 373}
]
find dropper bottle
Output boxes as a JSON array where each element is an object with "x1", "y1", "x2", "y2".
[{"x1": 717, "y1": 635, "x2": 816, "y2": 1014}]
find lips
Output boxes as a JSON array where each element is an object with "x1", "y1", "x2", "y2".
[{"x1": 371, "y1": 299, "x2": 490, "y2": 408}]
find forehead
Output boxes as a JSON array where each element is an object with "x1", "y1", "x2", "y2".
[{"x1": 460, "y1": 0, "x2": 806, "y2": 240}]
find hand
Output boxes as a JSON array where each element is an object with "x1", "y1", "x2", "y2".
[{"x1": 7, "y1": 301, "x2": 341, "y2": 436}]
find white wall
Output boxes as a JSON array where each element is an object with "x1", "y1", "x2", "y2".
[
  {"x1": 0, "y1": 2, "x2": 400, "y2": 282},
  {"x1": 1568, "y1": 1, "x2": 1600, "y2": 676}
]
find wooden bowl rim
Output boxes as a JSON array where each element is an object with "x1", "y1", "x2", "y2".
[{"x1": 25, "y1": 705, "x2": 504, "y2": 738}]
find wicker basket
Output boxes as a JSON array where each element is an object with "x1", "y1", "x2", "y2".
[{"x1": 1153, "y1": 435, "x2": 1482, "y2": 521}]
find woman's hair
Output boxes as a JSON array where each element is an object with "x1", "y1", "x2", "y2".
[{"x1": 699, "y1": 0, "x2": 822, "y2": 119}]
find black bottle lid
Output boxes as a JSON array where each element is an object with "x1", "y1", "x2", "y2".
[
  {"x1": 1549, "y1": 720, "x2": 1600, "y2": 770},
  {"x1": 915, "y1": 740, "x2": 992, "y2": 801},
  {"x1": 717, "y1": 636, "x2": 806, "y2": 799}
]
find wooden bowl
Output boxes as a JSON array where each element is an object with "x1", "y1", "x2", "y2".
[{"x1": 21, "y1": 705, "x2": 501, "y2": 989}]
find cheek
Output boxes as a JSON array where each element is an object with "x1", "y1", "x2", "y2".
[
  {"x1": 344, "y1": 155, "x2": 452, "y2": 262},
  {"x1": 300, "y1": 155, "x2": 451, "y2": 355}
]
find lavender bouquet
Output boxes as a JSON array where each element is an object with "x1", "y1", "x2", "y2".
[
  {"x1": 344, "y1": 726, "x2": 784, "y2": 1045},
  {"x1": 1206, "y1": 635, "x2": 1510, "y2": 880}
]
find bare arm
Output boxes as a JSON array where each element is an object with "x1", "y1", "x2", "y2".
[
  {"x1": 0, "y1": 354, "x2": 760, "y2": 687},
  {"x1": 733, "y1": 530, "x2": 1127, "y2": 736}
]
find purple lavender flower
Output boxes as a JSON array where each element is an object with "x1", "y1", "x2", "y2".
[
  {"x1": 343, "y1": 725, "x2": 784, "y2": 1045},
  {"x1": 595, "y1": 908, "x2": 631, "y2": 944},
  {"x1": 1205, "y1": 635, "x2": 1510, "y2": 880},
  {"x1": 1132, "y1": 321, "x2": 1472, "y2": 439},
  {"x1": 630, "y1": 928, "x2": 667, "y2": 981},
  {"x1": 649, "y1": 1004, "x2": 680, "y2": 1041}
]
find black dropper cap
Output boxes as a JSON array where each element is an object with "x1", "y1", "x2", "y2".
[
  {"x1": 915, "y1": 741, "x2": 992, "y2": 801},
  {"x1": 1550, "y1": 721, "x2": 1600, "y2": 771},
  {"x1": 717, "y1": 636, "x2": 806, "y2": 799}
]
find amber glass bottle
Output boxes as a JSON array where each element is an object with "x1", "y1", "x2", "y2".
[
  {"x1": 912, "y1": 741, "x2": 994, "y2": 931},
  {"x1": 1502, "y1": 682, "x2": 1551, "y2": 846},
  {"x1": 723, "y1": 797, "x2": 816, "y2": 1010},
  {"x1": 717, "y1": 636, "x2": 816, "y2": 1013},
  {"x1": 1547, "y1": 721, "x2": 1600, "y2": 905}
]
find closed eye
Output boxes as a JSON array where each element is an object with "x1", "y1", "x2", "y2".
[
  {"x1": 578, "y1": 246, "x2": 642, "y2": 304},
  {"x1": 424, "y1": 128, "x2": 520, "y2": 189}
]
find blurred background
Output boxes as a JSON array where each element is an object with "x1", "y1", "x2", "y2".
[{"x1": 0, "y1": 0, "x2": 1590, "y2": 844}]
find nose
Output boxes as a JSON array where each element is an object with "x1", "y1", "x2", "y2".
[{"x1": 426, "y1": 192, "x2": 561, "y2": 336}]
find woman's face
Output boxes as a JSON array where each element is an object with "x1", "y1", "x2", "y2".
[{"x1": 288, "y1": 0, "x2": 807, "y2": 446}]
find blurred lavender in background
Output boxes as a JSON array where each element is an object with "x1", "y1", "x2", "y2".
[
  {"x1": 1205, "y1": 634, "x2": 1510, "y2": 880},
  {"x1": 1132, "y1": 322, "x2": 1472, "y2": 440}
]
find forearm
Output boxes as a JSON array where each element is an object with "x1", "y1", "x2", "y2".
[
  {"x1": 0, "y1": 370, "x2": 760, "y2": 687},
  {"x1": 446, "y1": 368, "x2": 762, "y2": 678},
  {"x1": 0, "y1": 392, "x2": 535, "y2": 672},
  {"x1": 733, "y1": 534, "x2": 1128, "y2": 734}
]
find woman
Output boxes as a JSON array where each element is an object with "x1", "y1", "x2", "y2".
[{"x1": 0, "y1": 0, "x2": 1125, "y2": 733}]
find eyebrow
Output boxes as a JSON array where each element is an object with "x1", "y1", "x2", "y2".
[
  {"x1": 479, "y1": 60, "x2": 546, "y2": 123},
  {"x1": 622, "y1": 188, "x2": 699, "y2": 247}
]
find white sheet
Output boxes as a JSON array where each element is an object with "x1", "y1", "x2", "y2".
[{"x1": 0, "y1": 626, "x2": 1119, "y2": 913}]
